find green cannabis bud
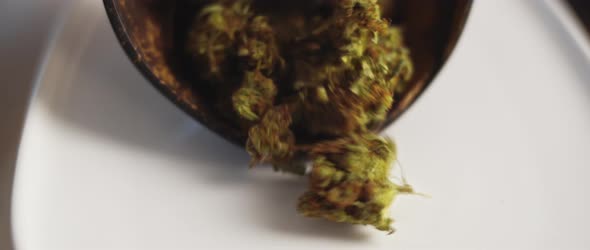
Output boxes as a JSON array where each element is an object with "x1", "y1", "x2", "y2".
[
  {"x1": 233, "y1": 71, "x2": 277, "y2": 121},
  {"x1": 299, "y1": 134, "x2": 404, "y2": 232},
  {"x1": 246, "y1": 105, "x2": 295, "y2": 165},
  {"x1": 186, "y1": 0, "x2": 414, "y2": 232}
]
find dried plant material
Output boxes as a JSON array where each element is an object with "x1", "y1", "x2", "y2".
[
  {"x1": 186, "y1": 0, "x2": 414, "y2": 232},
  {"x1": 186, "y1": 0, "x2": 283, "y2": 81},
  {"x1": 298, "y1": 134, "x2": 404, "y2": 232},
  {"x1": 246, "y1": 105, "x2": 295, "y2": 166},
  {"x1": 233, "y1": 71, "x2": 277, "y2": 121}
]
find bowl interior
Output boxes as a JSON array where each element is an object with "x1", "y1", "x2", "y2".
[{"x1": 104, "y1": 0, "x2": 472, "y2": 146}]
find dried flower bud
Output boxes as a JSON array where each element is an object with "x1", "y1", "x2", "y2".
[
  {"x1": 186, "y1": 1, "x2": 252, "y2": 79},
  {"x1": 187, "y1": 0, "x2": 282, "y2": 81},
  {"x1": 298, "y1": 134, "x2": 401, "y2": 231},
  {"x1": 186, "y1": 0, "x2": 415, "y2": 233},
  {"x1": 290, "y1": 0, "x2": 412, "y2": 134},
  {"x1": 233, "y1": 71, "x2": 277, "y2": 121},
  {"x1": 246, "y1": 105, "x2": 295, "y2": 165}
]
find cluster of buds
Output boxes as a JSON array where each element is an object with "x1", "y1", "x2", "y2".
[{"x1": 186, "y1": 0, "x2": 413, "y2": 232}]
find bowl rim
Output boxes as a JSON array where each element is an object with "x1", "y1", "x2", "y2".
[
  {"x1": 103, "y1": 0, "x2": 249, "y2": 146},
  {"x1": 103, "y1": 0, "x2": 473, "y2": 146}
]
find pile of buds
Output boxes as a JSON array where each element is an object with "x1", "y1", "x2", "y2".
[{"x1": 186, "y1": 0, "x2": 414, "y2": 232}]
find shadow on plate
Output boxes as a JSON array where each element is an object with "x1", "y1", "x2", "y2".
[
  {"x1": 526, "y1": 1, "x2": 590, "y2": 91},
  {"x1": 36, "y1": 3, "x2": 371, "y2": 241}
]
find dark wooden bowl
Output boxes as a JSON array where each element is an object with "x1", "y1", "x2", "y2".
[{"x1": 103, "y1": 0, "x2": 472, "y2": 146}]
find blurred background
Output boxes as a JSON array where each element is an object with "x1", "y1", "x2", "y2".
[
  {"x1": 1, "y1": 1, "x2": 64, "y2": 249},
  {"x1": 1, "y1": 0, "x2": 590, "y2": 249}
]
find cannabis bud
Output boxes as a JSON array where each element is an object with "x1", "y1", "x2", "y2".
[
  {"x1": 186, "y1": 0, "x2": 414, "y2": 232},
  {"x1": 299, "y1": 134, "x2": 405, "y2": 232}
]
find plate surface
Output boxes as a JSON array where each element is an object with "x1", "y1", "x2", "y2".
[{"x1": 12, "y1": 0, "x2": 590, "y2": 249}]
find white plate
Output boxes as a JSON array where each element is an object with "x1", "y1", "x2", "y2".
[{"x1": 12, "y1": 0, "x2": 590, "y2": 249}]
